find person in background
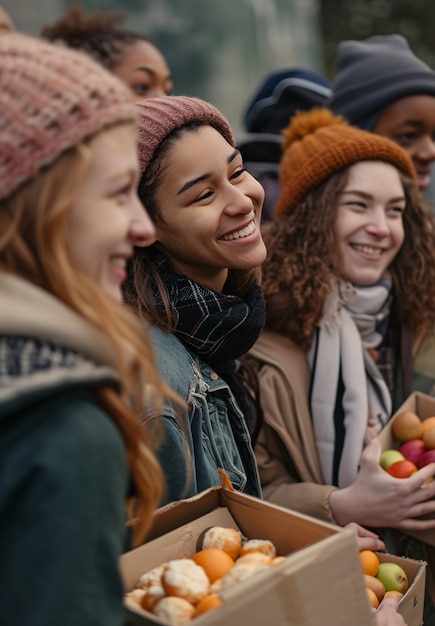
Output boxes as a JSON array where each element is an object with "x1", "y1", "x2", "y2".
[
  {"x1": 237, "y1": 68, "x2": 332, "y2": 221},
  {"x1": 327, "y1": 34, "x2": 435, "y2": 196},
  {"x1": 247, "y1": 107, "x2": 435, "y2": 624},
  {"x1": 0, "y1": 31, "x2": 174, "y2": 626},
  {"x1": 42, "y1": 4, "x2": 173, "y2": 101},
  {"x1": 244, "y1": 68, "x2": 332, "y2": 135}
]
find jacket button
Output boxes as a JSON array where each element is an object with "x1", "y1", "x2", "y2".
[{"x1": 210, "y1": 372, "x2": 219, "y2": 380}]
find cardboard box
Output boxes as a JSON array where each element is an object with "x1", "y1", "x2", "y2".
[
  {"x1": 378, "y1": 391, "x2": 435, "y2": 547},
  {"x1": 120, "y1": 487, "x2": 425, "y2": 626},
  {"x1": 377, "y1": 552, "x2": 425, "y2": 626}
]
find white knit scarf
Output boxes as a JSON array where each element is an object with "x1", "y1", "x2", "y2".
[{"x1": 307, "y1": 278, "x2": 392, "y2": 488}]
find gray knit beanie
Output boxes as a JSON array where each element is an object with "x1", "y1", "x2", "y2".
[{"x1": 327, "y1": 34, "x2": 435, "y2": 130}]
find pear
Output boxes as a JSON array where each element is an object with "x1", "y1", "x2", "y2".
[{"x1": 376, "y1": 562, "x2": 408, "y2": 594}]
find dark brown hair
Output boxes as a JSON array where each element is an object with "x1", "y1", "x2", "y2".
[
  {"x1": 42, "y1": 5, "x2": 154, "y2": 71},
  {"x1": 262, "y1": 165, "x2": 435, "y2": 350}
]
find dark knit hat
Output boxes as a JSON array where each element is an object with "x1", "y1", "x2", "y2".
[
  {"x1": 327, "y1": 34, "x2": 435, "y2": 130},
  {"x1": 276, "y1": 108, "x2": 416, "y2": 217},
  {"x1": 0, "y1": 32, "x2": 136, "y2": 201},
  {"x1": 137, "y1": 96, "x2": 234, "y2": 177},
  {"x1": 244, "y1": 68, "x2": 332, "y2": 134}
]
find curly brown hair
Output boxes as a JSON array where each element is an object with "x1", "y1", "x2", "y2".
[{"x1": 262, "y1": 165, "x2": 435, "y2": 350}]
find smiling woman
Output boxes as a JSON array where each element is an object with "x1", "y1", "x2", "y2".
[
  {"x1": 246, "y1": 107, "x2": 435, "y2": 625},
  {"x1": 335, "y1": 161, "x2": 406, "y2": 287},
  {"x1": 66, "y1": 124, "x2": 155, "y2": 304},
  {"x1": 123, "y1": 96, "x2": 267, "y2": 505},
  {"x1": 0, "y1": 31, "x2": 175, "y2": 626}
]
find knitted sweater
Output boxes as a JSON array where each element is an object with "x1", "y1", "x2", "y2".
[{"x1": 0, "y1": 273, "x2": 130, "y2": 626}]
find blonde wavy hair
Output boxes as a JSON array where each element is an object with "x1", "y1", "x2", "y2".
[{"x1": 0, "y1": 128, "x2": 179, "y2": 544}]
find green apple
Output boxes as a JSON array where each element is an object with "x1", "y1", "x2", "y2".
[
  {"x1": 376, "y1": 562, "x2": 408, "y2": 594},
  {"x1": 380, "y1": 449, "x2": 405, "y2": 471}
]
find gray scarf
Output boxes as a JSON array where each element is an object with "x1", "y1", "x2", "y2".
[{"x1": 308, "y1": 277, "x2": 392, "y2": 488}]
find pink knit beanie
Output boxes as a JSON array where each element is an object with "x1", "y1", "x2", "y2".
[
  {"x1": 136, "y1": 96, "x2": 235, "y2": 177},
  {"x1": 0, "y1": 32, "x2": 136, "y2": 201}
]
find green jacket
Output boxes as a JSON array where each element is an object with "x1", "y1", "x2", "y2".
[{"x1": 0, "y1": 273, "x2": 130, "y2": 626}]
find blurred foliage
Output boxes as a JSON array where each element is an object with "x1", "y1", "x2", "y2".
[
  {"x1": 64, "y1": 0, "x2": 236, "y2": 100},
  {"x1": 320, "y1": 0, "x2": 435, "y2": 79},
  {"x1": 80, "y1": 0, "x2": 144, "y2": 9}
]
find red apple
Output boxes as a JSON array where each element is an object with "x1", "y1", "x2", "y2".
[
  {"x1": 398, "y1": 439, "x2": 426, "y2": 465},
  {"x1": 417, "y1": 449, "x2": 435, "y2": 468},
  {"x1": 387, "y1": 459, "x2": 418, "y2": 478}
]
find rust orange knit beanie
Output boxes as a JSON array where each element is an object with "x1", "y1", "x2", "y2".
[
  {"x1": 136, "y1": 96, "x2": 234, "y2": 178},
  {"x1": 275, "y1": 107, "x2": 416, "y2": 217},
  {"x1": 0, "y1": 32, "x2": 136, "y2": 201}
]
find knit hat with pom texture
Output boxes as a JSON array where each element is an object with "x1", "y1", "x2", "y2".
[
  {"x1": 136, "y1": 96, "x2": 234, "y2": 178},
  {"x1": 0, "y1": 32, "x2": 136, "y2": 201},
  {"x1": 275, "y1": 107, "x2": 416, "y2": 217}
]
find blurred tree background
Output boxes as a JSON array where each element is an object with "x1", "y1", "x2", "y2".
[
  {"x1": 3, "y1": 0, "x2": 435, "y2": 130},
  {"x1": 80, "y1": 0, "x2": 321, "y2": 131}
]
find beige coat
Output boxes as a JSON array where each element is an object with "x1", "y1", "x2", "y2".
[
  {"x1": 248, "y1": 329, "x2": 338, "y2": 523},
  {"x1": 249, "y1": 328, "x2": 435, "y2": 610}
]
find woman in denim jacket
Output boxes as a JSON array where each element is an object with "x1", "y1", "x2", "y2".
[{"x1": 123, "y1": 96, "x2": 267, "y2": 505}]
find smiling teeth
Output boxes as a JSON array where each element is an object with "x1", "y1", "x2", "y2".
[
  {"x1": 353, "y1": 244, "x2": 382, "y2": 255},
  {"x1": 112, "y1": 258, "x2": 127, "y2": 268},
  {"x1": 222, "y1": 221, "x2": 255, "y2": 241}
]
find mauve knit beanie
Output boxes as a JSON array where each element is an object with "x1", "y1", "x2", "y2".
[
  {"x1": 327, "y1": 34, "x2": 435, "y2": 130},
  {"x1": 0, "y1": 32, "x2": 136, "y2": 201},
  {"x1": 136, "y1": 96, "x2": 234, "y2": 178},
  {"x1": 276, "y1": 108, "x2": 416, "y2": 218}
]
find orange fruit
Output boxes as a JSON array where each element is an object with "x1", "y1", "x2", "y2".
[
  {"x1": 364, "y1": 574, "x2": 385, "y2": 603},
  {"x1": 384, "y1": 590, "x2": 404, "y2": 601},
  {"x1": 392, "y1": 411, "x2": 422, "y2": 442},
  {"x1": 193, "y1": 548, "x2": 234, "y2": 583},
  {"x1": 193, "y1": 593, "x2": 222, "y2": 616},
  {"x1": 421, "y1": 416, "x2": 435, "y2": 435},
  {"x1": 366, "y1": 586, "x2": 379, "y2": 609},
  {"x1": 359, "y1": 550, "x2": 380, "y2": 577},
  {"x1": 423, "y1": 427, "x2": 435, "y2": 449}
]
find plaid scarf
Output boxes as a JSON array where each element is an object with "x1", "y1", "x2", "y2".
[
  {"x1": 154, "y1": 258, "x2": 265, "y2": 440},
  {"x1": 155, "y1": 258, "x2": 265, "y2": 366}
]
